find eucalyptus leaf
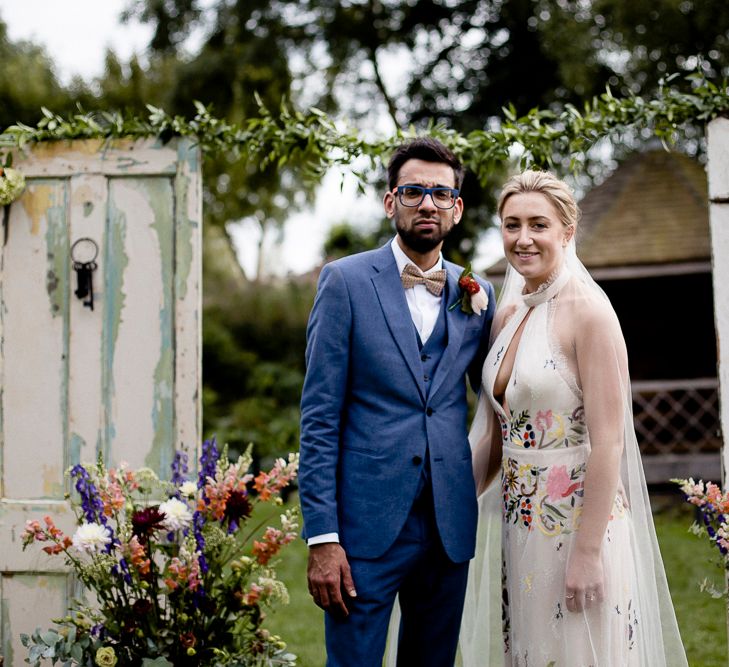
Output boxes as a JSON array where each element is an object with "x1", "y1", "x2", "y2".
[
  {"x1": 71, "y1": 643, "x2": 84, "y2": 662},
  {"x1": 41, "y1": 630, "x2": 59, "y2": 646}
]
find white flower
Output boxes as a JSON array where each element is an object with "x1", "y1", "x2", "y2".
[
  {"x1": 72, "y1": 522, "x2": 112, "y2": 554},
  {"x1": 159, "y1": 497, "x2": 193, "y2": 531},
  {"x1": 280, "y1": 508, "x2": 299, "y2": 534},
  {"x1": 0, "y1": 168, "x2": 26, "y2": 206},
  {"x1": 470, "y1": 286, "x2": 489, "y2": 316},
  {"x1": 179, "y1": 481, "x2": 198, "y2": 497}
]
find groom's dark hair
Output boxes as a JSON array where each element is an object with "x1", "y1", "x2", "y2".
[{"x1": 387, "y1": 137, "x2": 465, "y2": 191}]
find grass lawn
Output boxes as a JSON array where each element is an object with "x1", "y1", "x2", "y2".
[
  {"x1": 265, "y1": 495, "x2": 727, "y2": 666},
  {"x1": 653, "y1": 497, "x2": 728, "y2": 667}
]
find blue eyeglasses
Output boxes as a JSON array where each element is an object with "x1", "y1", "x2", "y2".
[{"x1": 395, "y1": 185, "x2": 460, "y2": 209}]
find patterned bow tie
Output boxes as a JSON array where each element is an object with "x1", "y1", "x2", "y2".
[{"x1": 401, "y1": 263, "x2": 447, "y2": 296}]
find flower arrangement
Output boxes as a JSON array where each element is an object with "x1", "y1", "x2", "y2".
[
  {"x1": 673, "y1": 477, "x2": 729, "y2": 597},
  {"x1": 449, "y1": 263, "x2": 489, "y2": 315},
  {"x1": 21, "y1": 439, "x2": 300, "y2": 666}
]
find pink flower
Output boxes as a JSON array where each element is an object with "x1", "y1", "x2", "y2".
[
  {"x1": 706, "y1": 482, "x2": 723, "y2": 508},
  {"x1": 165, "y1": 554, "x2": 201, "y2": 592},
  {"x1": 534, "y1": 410, "x2": 554, "y2": 432},
  {"x1": 23, "y1": 519, "x2": 46, "y2": 544},
  {"x1": 546, "y1": 465, "x2": 581, "y2": 500}
]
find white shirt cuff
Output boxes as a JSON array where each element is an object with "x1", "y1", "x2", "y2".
[{"x1": 307, "y1": 532, "x2": 340, "y2": 546}]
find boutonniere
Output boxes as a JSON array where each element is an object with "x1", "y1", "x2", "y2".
[
  {"x1": 0, "y1": 154, "x2": 25, "y2": 206},
  {"x1": 448, "y1": 263, "x2": 489, "y2": 315}
]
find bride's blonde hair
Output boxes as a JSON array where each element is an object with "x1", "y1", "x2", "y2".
[{"x1": 497, "y1": 170, "x2": 580, "y2": 229}]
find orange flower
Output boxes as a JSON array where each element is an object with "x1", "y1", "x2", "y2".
[
  {"x1": 43, "y1": 544, "x2": 64, "y2": 555},
  {"x1": 129, "y1": 536, "x2": 151, "y2": 575},
  {"x1": 252, "y1": 526, "x2": 295, "y2": 565},
  {"x1": 240, "y1": 584, "x2": 262, "y2": 606},
  {"x1": 99, "y1": 479, "x2": 125, "y2": 517},
  {"x1": 253, "y1": 472, "x2": 272, "y2": 501}
]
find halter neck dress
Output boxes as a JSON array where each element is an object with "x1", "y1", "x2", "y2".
[{"x1": 482, "y1": 268, "x2": 639, "y2": 666}]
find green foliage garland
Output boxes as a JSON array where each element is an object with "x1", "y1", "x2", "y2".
[{"x1": 0, "y1": 74, "x2": 727, "y2": 185}]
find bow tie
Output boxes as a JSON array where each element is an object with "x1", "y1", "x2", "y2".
[{"x1": 401, "y1": 263, "x2": 447, "y2": 296}]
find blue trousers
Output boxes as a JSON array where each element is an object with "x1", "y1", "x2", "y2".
[{"x1": 324, "y1": 487, "x2": 470, "y2": 667}]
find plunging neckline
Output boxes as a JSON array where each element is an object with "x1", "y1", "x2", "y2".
[
  {"x1": 488, "y1": 266, "x2": 572, "y2": 421},
  {"x1": 489, "y1": 307, "x2": 531, "y2": 421}
]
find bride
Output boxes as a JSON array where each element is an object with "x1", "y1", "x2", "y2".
[{"x1": 461, "y1": 170, "x2": 688, "y2": 666}]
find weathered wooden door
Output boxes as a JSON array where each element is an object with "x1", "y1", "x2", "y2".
[{"x1": 0, "y1": 138, "x2": 201, "y2": 664}]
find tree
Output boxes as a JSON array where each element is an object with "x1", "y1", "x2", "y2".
[
  {"x1": 0, "y1": 18, "x2": 91, "y2": 129},
  {"x1": 123, "y1": 0, "x2": 320, "y2": 281}
]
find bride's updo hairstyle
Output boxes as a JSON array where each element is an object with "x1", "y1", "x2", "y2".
[{"x1": 497, "y1": 170, "x2": 580, "y2": 231}]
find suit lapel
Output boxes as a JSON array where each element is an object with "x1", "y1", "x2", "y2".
[
  {"x1": 370, "y1": 246, "x2": 427, "y2": 402},
  {"x1": 428, "y1": 262, "x2": 468, "y2": 401}
]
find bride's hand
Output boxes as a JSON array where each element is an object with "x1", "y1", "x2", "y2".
[{"x1": 564, "y1": 547, "x2": 604, "y2": 613}]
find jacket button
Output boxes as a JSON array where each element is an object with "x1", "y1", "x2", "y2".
[
  {"x1": 424, "y1": 374, "x2": 430, "y2": 382},
  {"x1": 426, "y1": 407, "x2": 434, "y2": 416},
  {"x1": 412, "y1": 456, "x2": 422, "y2": 465},
  {"x1": 421, "y1": 354, "x2": 429, "y2": 361}
]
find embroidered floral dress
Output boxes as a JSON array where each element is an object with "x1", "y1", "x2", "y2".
[{"x1": 483, "y1": 268, "x2": 639, "y2": 667}]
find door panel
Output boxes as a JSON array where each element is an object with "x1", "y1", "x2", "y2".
[{"x1": 0, "y1": 138, "x2": 201, "y2": 662}]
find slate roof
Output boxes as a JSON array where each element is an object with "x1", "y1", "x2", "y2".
[
  {"x1": 486, "y1": 150, "x2": 710, "y2": 275},
  {"x1": 577, "y1": 150, "x2": 709, "y2": 267}
]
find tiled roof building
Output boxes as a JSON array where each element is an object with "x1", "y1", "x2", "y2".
[{"x1": 578, "y1": 150, "x2": 710, "y2": 276}]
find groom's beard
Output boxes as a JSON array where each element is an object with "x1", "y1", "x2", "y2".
[{"x1": 394, "y1": 210, "x2": 456, "y2": 254}]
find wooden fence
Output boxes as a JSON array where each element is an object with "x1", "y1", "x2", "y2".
[{"x1": 633, "y1": 378, "x2": 722, "y2": 483}]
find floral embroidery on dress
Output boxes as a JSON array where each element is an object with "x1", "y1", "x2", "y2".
[
  {"x1": 626, "y1": 598, "x2": 638, "y2": 650},
  {"x1": 501, "y1": 406, "x2": 586, "y2": 450},
  {"x1": 502, "y1": 457, "x2": 586, "y2": 536}
]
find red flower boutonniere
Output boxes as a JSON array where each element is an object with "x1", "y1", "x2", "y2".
[{"x1": 448, "y1": 263, "x2": 489, "y2": 315}]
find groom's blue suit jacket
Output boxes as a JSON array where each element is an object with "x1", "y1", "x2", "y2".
[{"x1": 299, "y1": 243, "x2": 495, "y2": 563}]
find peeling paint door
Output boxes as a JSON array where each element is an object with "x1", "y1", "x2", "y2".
[{"x1": 0, "y1": 138, "x2": 201, "y2": 664}]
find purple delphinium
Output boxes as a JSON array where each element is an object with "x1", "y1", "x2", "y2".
[
  {"x1": 197, "y1": 437, "x2": 219, "y2": 490},
  {"x1": 111, "y1": 557, "x2": 133, "y2": 585},
  {"x1": 192, "y1": 509, "x2": 208, "y2": 574},
  {"x1": 70, "y1": 464, "x2": 106, "y2": 525},
  {"x1": 688, "y1": 494, "x2": 728, "y2": 557},
  {"x1": 69, "y1": 464, "x2": 120, "y2": 558},
  {"x1": 171, "y1": 450, "x2": 189, "y2": 489},
  {"x1": 192, "y1": 437, "x2": 219, "y2": 576}
]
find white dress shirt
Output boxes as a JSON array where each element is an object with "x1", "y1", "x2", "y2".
[
  {"x1": 390, "y1": 237, "x2": 444, "y2": 344},
  {"x1": 307, "y1": 238, "x2": 444, "y2": 547}
]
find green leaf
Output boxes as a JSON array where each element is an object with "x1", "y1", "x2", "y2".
[
  {"x1": 41, "y1": 630, "x2": 59, "y2": 646},
  {"x1": 71, "y1": 643, "x2": 84, "y2": 662}
]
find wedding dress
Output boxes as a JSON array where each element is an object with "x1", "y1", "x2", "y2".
[{"x1": 460, "y1": 249, "x2": 688, "y2": 667}]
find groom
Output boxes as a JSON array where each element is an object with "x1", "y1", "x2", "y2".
[{"x1": 299, "y1": 137, "x2": 495, "y2": 667}]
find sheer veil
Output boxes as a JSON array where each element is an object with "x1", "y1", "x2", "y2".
[{"x1": 459, "y1": 241, "x2": 688, "y2": 666}]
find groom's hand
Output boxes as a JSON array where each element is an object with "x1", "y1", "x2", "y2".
[{"x1": 307, "y1": 543, "x2": 357, "y2": 617}]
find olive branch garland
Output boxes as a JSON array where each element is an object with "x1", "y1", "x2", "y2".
[{"x1": 0, "y1": 72, "x2": 727, "y2": 186}]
